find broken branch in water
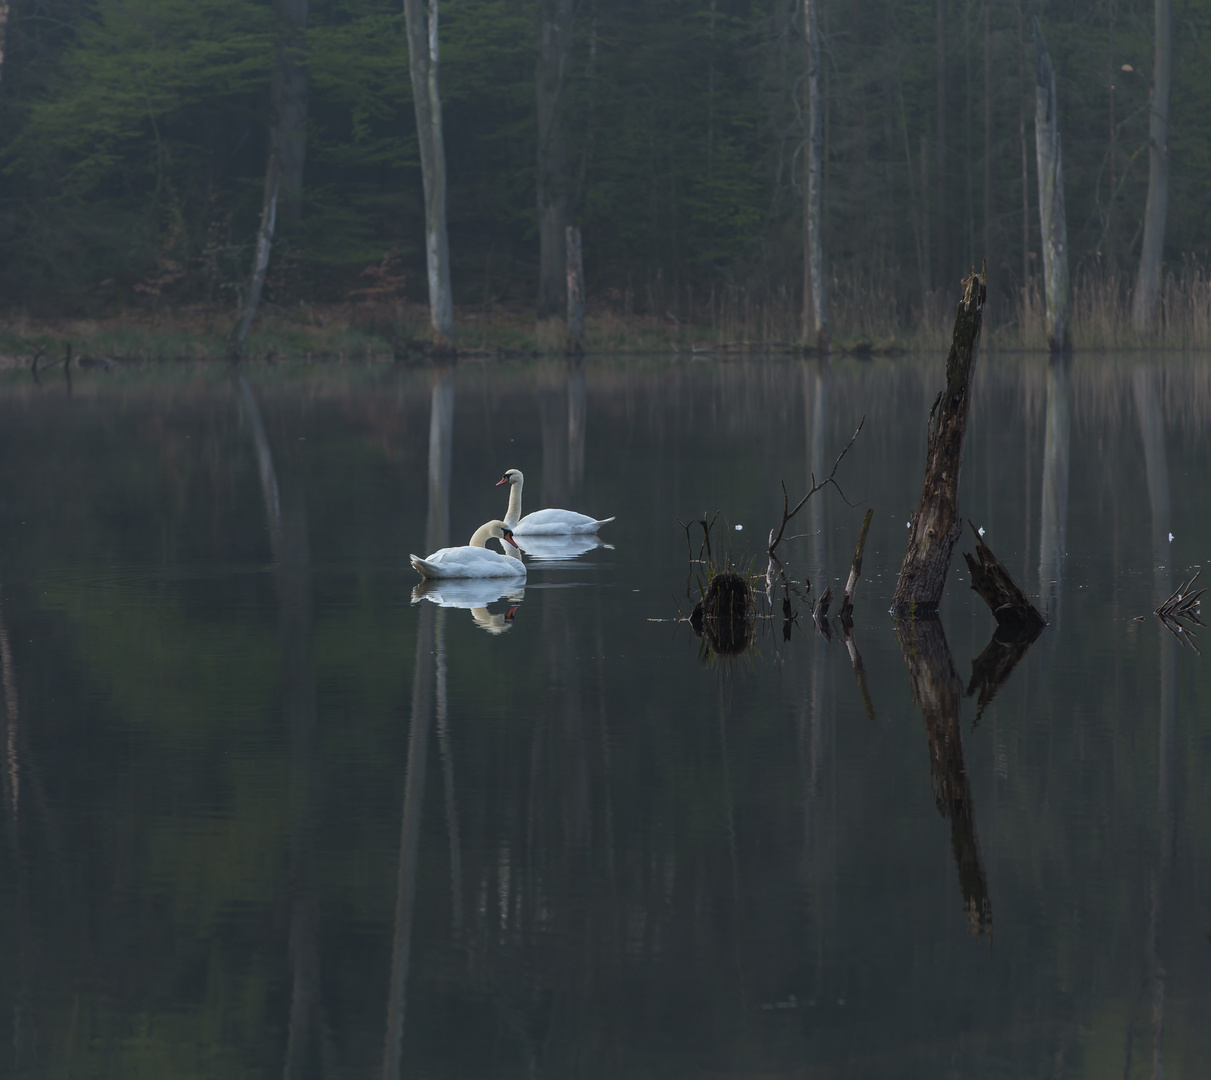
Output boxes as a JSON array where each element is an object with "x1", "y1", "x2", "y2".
[
  {"x1": 1155, "y1": 570, "x2": 1205, "y2": 622},
  {"x1": 962, "y1": 522, "x2": 1046, "y2": 634},
  {"x1": 767, "y1": 416, "x2": 865, "y2": 559},
  {"x1": 1154, "y1": 570, "x2": 1206, "y2": 651},
  {"x1": 839, "y1": 507, "x2": 874, "y2": 628}
]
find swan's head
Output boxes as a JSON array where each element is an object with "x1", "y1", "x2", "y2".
[
  {"x1": 496, "y1": 468, "x2": 523, "y2": 488},
  {"x1": 484, "y1": 519, "x2": 519, "y2": 549}
]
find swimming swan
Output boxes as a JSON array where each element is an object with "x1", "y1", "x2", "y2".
[
  {"x1": 497, "y1": 468, "x2": 615, "y2": 534},
  {"x1": 410, "y1": 520, "x2": 527, "y2": 580}
]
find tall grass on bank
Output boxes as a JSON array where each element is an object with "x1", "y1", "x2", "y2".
[{"x1": 5, "y1": 258, "x2": 1211, "y2": 361}]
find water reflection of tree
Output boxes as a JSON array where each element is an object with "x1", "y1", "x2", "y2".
[
  {"x1": 385, "y1": 368, "x2": 455, "y2": 1080},
  {"x1": 237, "y1": 373, "x2": 328, "y2": 1076},
  {"x1": 1127, "y1": 367, "x2": 1175, "y2": 1080},
  {"x1": 895, "y1": 617, "x2": 992, "y2": 935},
  {"x1": 1038, "y1": 356, "x2": 1071, "y2": 628}
]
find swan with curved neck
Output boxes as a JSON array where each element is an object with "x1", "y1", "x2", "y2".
[
  {"x1": 497, "y1": 468, "x2": 615, "y2": 534},
  {"x1": 410, "y1": 520, "x2": 526, "y2": 579}
]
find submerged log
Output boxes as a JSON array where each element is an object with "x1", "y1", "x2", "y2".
[
  {"x1": 891, "y1": 266, "x2": 986, "y2": 617},
  {"x1": 963, "y1": 523, "x2": 1046, "y2": 633}
]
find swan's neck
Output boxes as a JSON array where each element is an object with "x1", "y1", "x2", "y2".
[
  {"x1": 468, "y1": 523, "x2": 495, "y2": 548},
  {"x1": 504, "y1": 476, "x2": 523, "y2": 528}
]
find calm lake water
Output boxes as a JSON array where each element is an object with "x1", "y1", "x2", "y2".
[{"x1": 0, "y1": 353, "x2": 1208, "y2": 1078}]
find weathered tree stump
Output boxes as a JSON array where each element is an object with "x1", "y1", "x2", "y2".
[
  {"x1": 963, "y1": 523, "x2": 1046, "y2": 633},
  {"x1": 891, "y1": 266, "x2": 986, "y2": 617},
  {"x1": 690, "y1": 569, "x2": 755, "y2": 656}
]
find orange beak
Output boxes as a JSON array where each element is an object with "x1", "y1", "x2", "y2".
[
  {"x1": 502, "y1": 530, "x2": 519, "y2": 549},
  {"x1": 496, "y1": 475, "x2": 509, "y2": 486}
]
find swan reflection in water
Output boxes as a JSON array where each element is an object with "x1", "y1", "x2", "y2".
[
  {"x1": 513, "y1": 532, "x2": 614, "y2": 562},
  {"x1": 411, "y1": 579, "x2": 525, "y2": 635}
]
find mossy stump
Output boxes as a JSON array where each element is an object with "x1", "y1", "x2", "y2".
[{"x1": 691, "y1": 569, "x2": 755, "y2": 655}]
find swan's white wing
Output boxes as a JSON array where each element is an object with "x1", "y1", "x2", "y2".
[
  {"x1": 513, "y1": 509, "x2": 615, "y2": 534},
  {"x1": 410, "y1": 545, "x2": 527, "y2": 579}
]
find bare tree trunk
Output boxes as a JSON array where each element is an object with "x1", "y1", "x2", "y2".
[
  {"x1": 0, "y1": 1, "x2": 11, "y2": 86},
  {"x1": 982, "y1": 1, "x2": 992, "y2": 258},
  {"x1": 802, "y1": 0, "x2": 828, "y2": 352},
  {"x1": 1131, "y1": 0, "x2": 1172, "y2": 332},
  {"x1": 920, "y1": 135, "x2": 933, "y2": 298},
  {"x1": 892, "y1": 267, "x2": 986, "y2": 616},
  {"x1": 404, "y1": 0, "x2": 454, "y2": 349},
  {"x1": 1107, "y1": 0, "x2": 1118, "y2": 265},
  {"x1": 537, "y1": 0, "x2": 576, "y2": 319},
  {"x1": 229, "y1": 0, "x2": 308, "y2": 357},
  {"x1": 230, "y1": 154, "x2": 281, "y2": 358},
  {"x1": 1018, "y1": 6, "x2": 1030, "y2": 292},
  {"x1": 273, "y1": 0, "x2": 309, "y2": 222},
  {"x1": 565, "y1": 225, "x2": 585, "y2": 354},
  {"x1": 1032, "y1": 17, "x2": 1071, "y2": 353},
  {"x1": 936, "y1": 0, "x2": 948, "y2": 288}
]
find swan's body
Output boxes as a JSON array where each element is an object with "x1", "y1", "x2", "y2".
[
  {"x1": 497, "y1": 469, "x2": 615, "y2": 534},
  {"x1": 410, "y1": 520, "x2": 526, "y2": 580}
]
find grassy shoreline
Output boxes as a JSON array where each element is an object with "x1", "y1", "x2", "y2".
[{"x1": 3, "y1": 277, "x2": 1211, "y2": 367}]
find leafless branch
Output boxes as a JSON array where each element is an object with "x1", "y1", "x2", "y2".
[{"x1": 767, "y1": 416, "x2": 864, "y2": 558}]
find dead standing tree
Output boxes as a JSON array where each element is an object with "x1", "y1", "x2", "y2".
[
  {"x1": 1131, "y1": 0, "x2": 1172, "y2": 332},
  {"x1": 230, "y1": 0, "x2": 309, "y2": 359},
  {"x1": 802, "y1": 0, "x2": 828, "y2": 353},
  {"x1": 0, "y1": 0, "x2": 10, "y2": 86},
  {"x1": 891, "y1": 266, "x2": 985, "y2": 617},
  {"x1": 565, "y1": 225, "x2": 585, "y2": 355},
  {"x1": 537, "y1": 0, "x2": 576, "y2": 321},
  {"x1": 1032, "y1": 17, "x2": 1070, "y2": 353},
  {"x1": 404, "y1": 0, "x2": 455, "y2": 350}
]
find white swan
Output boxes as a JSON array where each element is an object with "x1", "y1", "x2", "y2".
[
  {"x1": 410, "y1": 520, "x2": 527, "y2": 580},
  {"x1": 497, "y1": 468, "x2": 615, "y2": 534}
]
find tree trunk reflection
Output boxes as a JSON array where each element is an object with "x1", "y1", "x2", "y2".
[
  {"x1": 384, "y1": 367, "x2": 454, "y2": 1079},
  {"x1": 895, "y1": 617, "x2": 992, "y2": 935},
  {"x1": 1133, "y1": 366, "x2": 1174, "y2": 1079},
  {"x1": 1038, "y1": 356, "x2": 1070, "y2": 626}
]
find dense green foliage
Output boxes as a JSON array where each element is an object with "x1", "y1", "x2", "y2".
[{"x1": 0, "y1": 0, "x2": 1209, "y2": 322}]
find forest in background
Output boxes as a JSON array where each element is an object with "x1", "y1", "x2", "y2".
[{"x1": 1, "y1": 0, "x2": 1210, "y2": 351}]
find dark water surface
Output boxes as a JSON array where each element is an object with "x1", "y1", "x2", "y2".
[{"x1": 0, "y1": 355, "x2": 1209, "y2": 1078}]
